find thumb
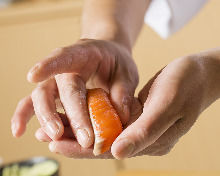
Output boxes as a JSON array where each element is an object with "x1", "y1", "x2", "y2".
[
  {"x1": 111, "y1": 109, "x2": 176, "y2": 159},
  {"x1": 111, "y1": 72, "x2": 182, "y2": 159}
]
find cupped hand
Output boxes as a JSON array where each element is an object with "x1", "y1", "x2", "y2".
[
  {"x1": 35, "y1": 48, "x2": 220, "y2": 159},
  {"x1": 112, "y1": 49, "x2": 220, "y2": 159},
  {"x1": 11, "y1": 39, "x2": 139, "y2": 149}
]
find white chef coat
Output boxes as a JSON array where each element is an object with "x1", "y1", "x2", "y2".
[{"x1": 145, "y1": 0, "x2": 208, "y2": 38}]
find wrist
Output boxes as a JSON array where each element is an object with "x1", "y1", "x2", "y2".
[
  {"x1": 80, "y1": 27, "x2": 132, "y2": 53},
  {"x1": 80, "y1": 13, "x2": 132, "y2": 52}
]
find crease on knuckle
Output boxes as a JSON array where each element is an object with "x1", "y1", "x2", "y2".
[
  {"x1": 88, "y1": 44, "x2": 103, "y2": 62},
  {"x1": 61, "y1": 82, "x2": 82, "y2": 99},
  {"x1": 31, "y1": 86, "x2": 47, "y2": 99},
  {"x1": 17, "y1": 97, "x2": 28, "y2": 107},
  {"x1": 136, "y1": 126, "x2": 148, "y2": 146}
]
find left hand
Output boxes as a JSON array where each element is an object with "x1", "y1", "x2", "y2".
[{"x1": 22, "y1": 48, "x2": 220, "y2": 159}]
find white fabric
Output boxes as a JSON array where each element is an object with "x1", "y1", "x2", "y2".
[{"x1": 145, "y1": 0, "x2": 207, "y2": 38}]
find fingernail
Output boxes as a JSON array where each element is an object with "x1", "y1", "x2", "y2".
[
  {"x1": 49, "y1": 143, "x2": 56, "y2": 153},
  {"x1": 113, "y1": 138, "x2": 135, "y2": 159},
  {"x1": 35, "y1": 133, "x2": 47, "y2": 142},
  {"x1": 11, "y1": 123, "x2": 18, "y2": 137},
  {"x1": 27, "y1": 64, "x2": 39, "y2": 80},
  {"x1": 76, "y1": 129, "x2": 89, "y2": 148},
  {"x1": 44, "y1": 121, "x2": 60, "y2": 140}
]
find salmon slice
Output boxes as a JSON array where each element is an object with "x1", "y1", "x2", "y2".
[{"x1": 87, "y1": 88, "x2": 123, "y2": 156}]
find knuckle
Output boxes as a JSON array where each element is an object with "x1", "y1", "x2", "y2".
[
  {"x1": 136, "y1": 126, "x2": 148, "y2": 145},
  {"x1": 59, "y1": 75, "x2": 84, "y2": 94},
  {"x1": 17, "y1": 97, "x2": 28, "y2": 107},
  {"x1": 64, "y1": 82, "x2": 81, "y2": 96},
  {"x1": 52, "y1": 47, "x2": 65, "y2": 55},
  {"x1": 47, "y1": 47, "x2": 66, "y2": 62},
  {"x1": 81, "y1": 40, "x2": 104, "y2": 60},
  {"x1": 60, "y1": 82, "x2": 86, "y2": 104},
  {"x1": 75, "y1": 40, "x2": 104, "y2": 63},
  {"x1": 31, "y1": 85, "x2": 46, "y2": 99},
  {"x1": 31, "y1": 89, "x2": 39, "y2": 99},
  {"x1": 88, "y1": 45, "x2": 103, "y2": 61}
]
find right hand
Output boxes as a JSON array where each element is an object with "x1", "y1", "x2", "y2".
[{"x1": 11, "y1": 39, "x2": 139, "y2": 149}]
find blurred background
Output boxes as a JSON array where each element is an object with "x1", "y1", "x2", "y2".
[{"x1": 0, "y1": 0, "x2": 220, "y2": 175}]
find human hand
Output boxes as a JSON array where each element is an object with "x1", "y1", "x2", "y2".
[
  {"x1": 11, "y1": 39, "x2": 139, "y2": 149},
  {"x1": 111, "y1": 48, "x2": 220, "y2": 159},
  {"x1": 35, "y1": 48, "x2": 220, "y2": 159}
]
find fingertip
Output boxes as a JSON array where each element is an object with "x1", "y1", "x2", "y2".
[
  {"x1": 27, "y1": 62, "x2": 50, "y2": 83},
  {"x1": 49, "y1": 141, "x2": 57, "y2": 153},
  {"x1": 11, "y1": 122, "x2": 26, "y2": 138},
  {"x1": 111, "y1": 138, "x2": 135, "y2": 160},
  {"x1": 11, "y1": 122, "x2": 18, "y2": 137},
  {"x1": 76, "y1": 128, "x2": 94, "y2": 149},
  {"x1": 35, "y1": 128, "x2": 52, "y2": 142},
  {"x1": 44, "y1": 121, "x2": 64, "y2": 140},
  {"x1": 27, "y1": 64, "x2": 40, "y2": 83},
  {"x1": 85, "y1": 135, "x2": 95, "y2": 148}
]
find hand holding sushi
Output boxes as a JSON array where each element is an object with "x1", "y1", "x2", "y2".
[
  {"x1": 10, "y1": 0, "x2": 220, "y2": 159},
  {"x1": 12, "y1": 45, "x2": 220, "y2": 159},
  {"x1": 11, "y1": 39, "x2": 139, "y2": 154}
]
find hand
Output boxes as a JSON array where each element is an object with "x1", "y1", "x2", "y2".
[
  {"x1": 11, "y1": 39, "x2": 139, "y2": 149},
  {"x1": 34, "y1": 48, "x2": 220, "y2": 159},
  {"x1": 112, "y1": 49, "x2": 220, "y2": 159}
]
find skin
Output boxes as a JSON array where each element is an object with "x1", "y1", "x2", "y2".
[
  {"x1": 11, "y1": 0, "x2": 148, "y2": 149},
  {"x1": 11, "y1": 0, "x2": 220, "y2": 159},
  {"x1": 12, "y1": 39, "x2": 139, "y2": 148},
  {"x1": 12, "y1": 0, "x2": 149, "y2": 149}
]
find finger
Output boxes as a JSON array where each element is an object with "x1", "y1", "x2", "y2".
[
  {"x1": 48, "y1": 139, "x2": 113, "y2": 159},
  {"x1": 11, "y1": 95, "x2": 34, "y2": 137},
  {"x1": 110, "y1": 68, "x2": 138, "y2": 125},
  {"x1": 35, "y1": 127, "x2": 74, "y2": 142},
  {"x1": 124, "y1": 97, "x2": 143, "y2": 129},
  {"x1": 112, "y1": 108, "x2": 178, "y2": 160},
  {"x1": 27, "y1": 43, "x2": 101, "y2": 83},
  {"x1": 111, "y1": 73, "x2": 184, "y2": 159},
  {"x1": 31, "y1": 79, "x2": 64, "y2": 140},
  {"x1": 35, "y1": 128, "x2": 52, "y2": 142},
  {"x1": 55, "y1": 74, "x2": 94, "y2": 148},
  {"x1": 35, "y1": 113, "x2": 71, "y2": 142}
]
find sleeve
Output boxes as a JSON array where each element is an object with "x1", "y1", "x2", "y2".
[{"x1": 144, "y1": 0, "x2": 208, "y2": 39}]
